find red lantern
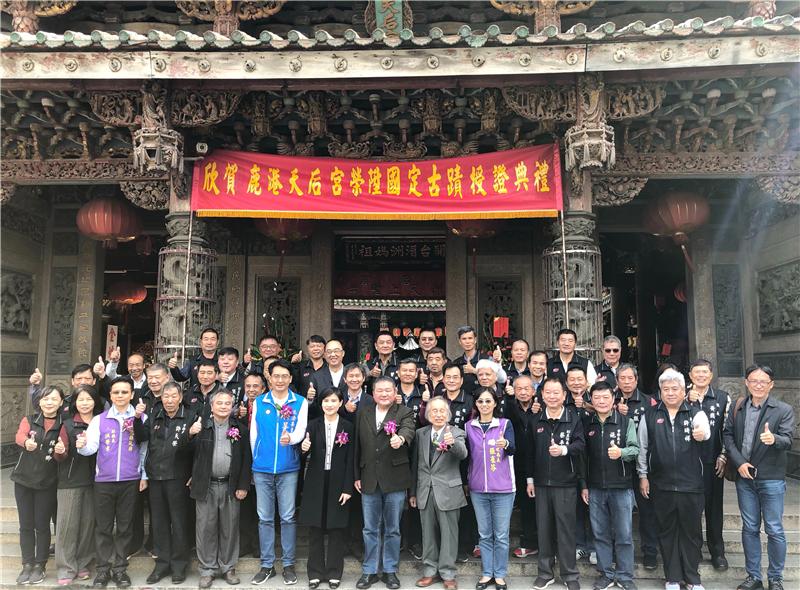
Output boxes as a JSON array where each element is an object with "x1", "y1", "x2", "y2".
[
  {"x1": 76, "y1": 197, "x2": 143, "y2": 248},
  {"x1": 674, "y1": 282, "x2": 687, "y2": 303},
  {"x1": 435, "y1": 327, "x2": 443, "y2": 337},
  {"x1": 392, "y1": 327, "x2": 401, "y2": 338},
  {"x1": 108, "y1": 281, "x2": 147, "y2": 305},
  {"x1": 643, "y1": 191, "x2": 710, "y2": 271}
]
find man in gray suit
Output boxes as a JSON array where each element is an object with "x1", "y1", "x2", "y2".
[{"x1": 410, "y1": 397, "x2": 468, "y2": 590}]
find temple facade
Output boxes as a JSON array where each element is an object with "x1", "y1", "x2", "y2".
[{"x1": 1, "y1": 0, "x2": 798, "y2": 469}]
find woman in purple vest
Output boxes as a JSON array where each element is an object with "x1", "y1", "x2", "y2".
[
  {"x1": 465, "y1": 387, "x2": 517, "y2": 590},
  {"x1": 11, "y1": 385, "x2": 65, "y2": 585}
]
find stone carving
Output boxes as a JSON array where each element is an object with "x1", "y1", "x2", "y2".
[
  {"x1": 712, "y1": 265, "x2": 744, "y2": 377},
  {"x1": 478, "y1": 279, "x2": 522, "y2": 343},
  {"x1": 559, "y1": 212, "x2": 596, "y2": 242},
  {"x1": 592, "y1": 176, "x2": 648, "y2": 207},
  {"x1": 753, "y1": 352, "x2": 800, "y2": 380},
  {"x1": 256, "y1": 277, "x2": 299, "y2": 350},
  {"x1": 120, "y1": 180, "x2": 170, "y2": 210},
  {"x1": 89, "y1": 91, "x2": 140, "y2": 127},
  {"x1": 52, "y1": 232, "x2": 79, "y2": 255},
  {"x1": 565, "y1": 74, "x2": 615, "y2": 171},
  {"x1": 0, "y1": 352, "x2": 37, "y2": 377},
  {"x1": 0, "y1": 159, "x2": 167, "y2": 183},
  {"x1": 1, "y1": 183, "x2": 16, "y2": 206},
  {"x1": 134, "y1": 82, "x2": 184, "y2": 174},
  {"x1": 501, "y1": 85, "x2": 576, "y2": 122},
  {"x1": 0, "y1": 0, "x2": 76, "y2": 33},
  {"x1": 1, "y1": 271, "x2": 33, "y2": 336},
  {"x1": 605, "y1": 84, "x2": 666, "y2": 121},
  {"x1": 757, "y1": 260, "x2": 800, "y2": 335},
  {"x1": 165, "y1": 215, "x2": 210, "y2": 245},
  {"x1": 171, "y1": 90, "x2": 242, "y2": 128},
  {"x1": 1, "y1": 205, "x2": 46, "y2": 244},
  {"x1": 176, "y1": 0, "x2": 286, "y2": 36},
  {"x1": 209, "y1": 267, "x2": 227, "y2": 339},
  {"x1": 46, "y1": 267, "x2": 76, "y2": 374},
  {"x1": 757, "y1": 175, "x2": 800, "y2": 204}
]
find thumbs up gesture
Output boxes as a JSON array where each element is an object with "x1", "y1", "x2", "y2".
[
  {"x1": 279, "y1": 425, "x2": 291, "y2": 446},
  {"x1": 290, "y1": 351, "x2": 303, "y2": 364},
  {"x1": 463, "y1": 359, "x2": 476, "y2": 375},
  {"x1": 505, "y1": 383, "x2": 514, "y2": 397},
  {"x1": 189, "y1": 416, "x2": 203, "y2": 436},
  {"x1": 418, "y1": 368, "x2": 429, "y2": 386},
  {"x1": 607, "y1": 440, "x2": 622, "y2": 460},
  {"x1": 301, "y1": 432, "x2": 311, "y2": 453},
  {"x1": 238, "y1": 402, "x2": 247, "y2": 419},
  {"x1": 617, "y1": 397, "x2": 628, "y2": 416},
  {"x1": 492, "y1": 346, "x2": 502, "y2": 363},
  {"x1": 93, "y1": 356, "x2": 106, "y2": 379},
  {"x1": 29, "y1": 368, "x2": 42, "y2": 386},
  {"x1": 692, "y1": 424, "x2": 706, "y2": 442},
  {"x1": 134, "y1": 400, "x2": 146, "y2": 419},
  {"x1": 548, "y1": 437, "x2": 562, "y2": 457},
  {"x1": 109, "y1": 346, "x2": 121, "y2": 363},
  {"x1": 422, "y1": 386, "x2": 430, "y2": 403},
  {"x1": 442, "y1": 425, "x2": 454, "y2": 447},
  {"x1": 532, "y1": 399, "x2": 542, "y2": 413},
  {"x1": 168, "y1": 351, "x2": 179, "y2": 369},
  {"x1": 54, "y1": 438, "x2": 66, "y2": 455},
  {"x1": 306, "y1": 382, "x2": 316, "y2": 401},
  {"x1": 760, "y1": 422, "x2": 775, "y2": 446},
  {"x1": 75, "y1": 432, "x2": 87, "y2": 449},
  {"x1": 24, "y1": 431, "x2": 38, "y2": 452}
]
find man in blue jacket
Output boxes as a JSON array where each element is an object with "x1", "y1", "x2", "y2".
[{"x1": 249, "y1": 359, "x2": 308, "y2": 586}]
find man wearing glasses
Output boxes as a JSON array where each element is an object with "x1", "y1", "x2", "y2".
[
  {"x1": 596, "y1": 336, "x2": 623, "y2": 390},
  {"x1": 308, "y1": 340, "x2": 347, "y2": 407},
  {"x1": 724, "y1": 365, "x2": 795, "y2": 590}
]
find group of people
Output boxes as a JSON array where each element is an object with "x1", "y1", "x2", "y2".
[{"x1": 12, "y1": 325, "x2": 795, "y2": 590}]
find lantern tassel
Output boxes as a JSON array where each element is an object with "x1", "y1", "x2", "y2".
[{"x1": 680, "y1": 244, "x2": 695, "y2": 273}]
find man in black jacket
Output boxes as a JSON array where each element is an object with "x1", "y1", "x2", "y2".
[
  {"x1": 724, "y1": 364, "x2": 795, "y2": 590},
  {"x1": 687, "y1": 359, "x2": 731, "y2": 571},
  {"x1": 527, "y1": 377, "x2": 585, "y2": 590},
  {"x1": 547, "y1": 328, "x2": 597, "y2": 385},
  {"x1": 142, "y1": 382, "x2": 194, "y2": 584},
  {"x1": 168, "y1": 327, "x2": 220, "y2": 389},
  {"x1": 188, "y1": 389, "x2": 252, "y2": 589}
]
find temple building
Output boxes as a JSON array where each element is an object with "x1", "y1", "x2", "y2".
[{"x1": 0, "y1": 0, "x2": 798, "y2": 470}]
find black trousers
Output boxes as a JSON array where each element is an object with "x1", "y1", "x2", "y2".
[
  {"x1": 652, "y1": 490, "x2": 704, "y2": 585},
  {"x1": 127, "y1": 486, "x2": 148, "y2": 556},
  {"x1": 149, "y1": 479, "x2": 191, "y2": 576},
  {"x1": 308, "y1": 527, "x2": 346, "y2": 581},
  {"x1": 536, "y1": 485, "x2": 578, "y2": 583},
  {"x1": 402, "y1": 504, "x2": 422, "y2": 549},
  {"x1": 514, "y1": 483, "x2": 538, "y2": 551},
  {"x1": 95, "y1": 480, "x2": 139, "y2": 575},
  {"x1": 634, "y1": 483, "x2": 658, "y2": 558},
  {"x1": 702, "y1": 462, "x2": 725, "y2": 560},
  {"x1": 458, "y1": 498, "x2": 479, "y2": 553},
  {"x1": 15, "y1": 483, "x2": 57, "y2": 566},
  {"x1": 239, "y1": 484, "x2": 259, "y2": 557}
]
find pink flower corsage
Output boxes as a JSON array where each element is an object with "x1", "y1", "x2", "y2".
[
  {"x1": 278, "y1": 405, "x2": 295, "y2": 420},
  {"x1": 226, "y1": 427, "x2": 241, "y2": 442},
  {"x1": 335, "y1": 431, "x2": 349, "y2": 446},
  {"x1": 383, "y1": 420, "x2": 398, "y2": 436},
  {"x1": 123, "y1": 417, "x2": 134, "y2": 433},
  {"x1": 437, "y1": 440, "x2": 450, "y2": 452}
]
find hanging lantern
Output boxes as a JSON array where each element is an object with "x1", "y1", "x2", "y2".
[
  {"x1": 446, "y1": 220, "x2": 504, "y2": 275},
  {"x1": 254, "y1": 218, "x2": 315, "y2": 278},
  {"x1": 643, "y1": 191, "x2": 710, "y2": 271},
  {"x1": 674, "y1": 282, "x2": 687, "y2": 303},
  {"x1": 435, "y1": 327, "x2": 443, "y2": 337},
  {"x1": 392, "y1": 327, "x2": 401, "y2": 338},
  {"x1": 108, "y1": 281, "x2": 147, "y2": 305},
  {"x1": 76, "y1": 197, "x2": 143, "y2": 248}
]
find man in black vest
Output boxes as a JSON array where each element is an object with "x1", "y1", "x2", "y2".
[
  {"x1": 547, "y1": 328, "x2": 597, "y2": 385},
  {"x1": 595, "y1": 336, "x2": 622, "y2": 390},
  {"x1": 687, "y1": 359, "x2": 730, "y2": 571},
  {"x1": 637, "y1": 369, "x2": 710, "y2": 590},
  {"x1": 582, "y1": 382, "x2": 639, "y2": 590},
  {"x1": 168, "y1": 327, "x2": 220, "y2": 389}
]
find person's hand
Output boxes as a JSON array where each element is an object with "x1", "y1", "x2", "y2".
[
  {"x1": 688, "y1": 388, "x2": 702, "y2": 403},
  {"x1": 280, "y1": 429, "x2": 291, "y2": 446},
  {"x1": 369, "y1": 364, "x2": 381, "y2": 378},
  {"x1": 75, "y1": 432, "x2": 87, "y2": 449},
  {"x1": 339, "y1": 493, "x2": 351, "y2": 505},
  {"x1": 421, "y1": 387, "x2": 430, "y2": 403},
  {"x1": 463, "y1": 360, "x2": 476, "y2": 375},
  {"x1": 409, "y1": 496, "x2": 417, "y2": 508},
  {"x1": 345, "y1": 400, "x2": 357, "y2": 413},
  {"x1": 235, "y1": 489, "x2": 248, "y2": 500},
  {"x1": 354, "y1": 479, "x2": 362, "y2": 493},
  {"x1": 218, "y1": 371, "x2": 230, "y2": 384},
  {"x1": 395, "y1": 393, "x2": 403, "y2": 405},
  {"x1": 186, "y1": 477, "x2": 192, "y2": 487},
  {"x1": 442, "y1": 427, "x2": 454, "y2": 447},
  {"x1": 135, "y1": 401, "x2": 146, "y2": 419},
  {"x1": 640, "y1": 477, "x2": 650, "y2": 499},
  {"x1": 617, "y1": 397, "x2": 628, "y2": 416},
  {"x1": 574, "y1": 395, "x2": 584, "y2": 408},
  {"x1": 715, "y1": 455, "x2": 727, "y2": 478},
  {"x1": 738, "y1": 462, "x2": 756, "y2": 479},
  {"x1": 505, "y1": 384, "x2": 514, "y2": 396},
  {"x1": 760, "y1": 422, "x2": 775, "y2": 445},
  {"x1": 390, "y1": 434, "x2": 403, "y2": 449},
  {"x1": 496, "y1": 434, "x2": 507, "y2": 450},
  {"x1": 306, "y1": 382, "x2": 316, "y2": 401},
  {"x1": 168, "y1": 351, "x2": 179, "y2": 369},
  {"x1": 492, "y1": 346, "x2": 502, "y2": 363},
  {"x1": 238, "y1": 403, "x2": 247, "y2": 419},
  {"x1": 29, "y1": 368, "x2": 42, "y2": 386},
  {"x1": 24, "y1": 432, "x2": 37, "y2": 452},
  {"x1": 139, "y1": 479, "x2": 148, "y2": 492},
  {"x1": 291, "y1": 351, "x2": 303, "y2": 364},
  {"x1": 189, "y1": 416, "x2": 202, "y2": 436},
  {"x1": 301, "y1": 433, "x2": 311, "y2": 453},
  {"x1": 109, "y1": 346, "x2": 121, "y2": 363},
  {"x1": 93, "y1": 356, "x2": 106, "y2": 379},
  {"x1": 692, "y1": 425, "x2": 705, "y2": 441},
  {"x1": 607, "y1": 441, "x2": 622, "y2": 460},
  {"x1": 54, "y1": 438, "x2": 66, "y2": 455},
  {"x1": 548, "y1": 439, "x2": 562, "y2": 457},
  {"x1": 526, "y1": 482, "x2": 535, "y2": 498},
  {"x1": 532, "y1": 400, "x2": 542, "y2": 413},
  {"x1": 418, "y1": 369, "x2": 428, "y2": 386},
  {"x1": 581, "y1": 488, "x2": 589, "y2": 505},
  {"x1": 243, "y1": 350, "x2": 252, "y2": 364}
]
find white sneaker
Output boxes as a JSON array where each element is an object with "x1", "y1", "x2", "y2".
[
  {"x1": 576, "y1": 549, "x2": 589, "y2": 560},
  {"x1": 665, "y1": 583, "x2": 681, "y2": 590},
  {"x1": 687, "y1": 586, "x2": 705, "y2": 590},
  {"x1": 589, "y1": 551, "x2": 597, "y2": 565}
]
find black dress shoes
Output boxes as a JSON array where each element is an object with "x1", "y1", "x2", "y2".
[
  {"x1": 146, "y1": 568, "x2": 169, "y2": 584},
  {"x1": 383, "y1": 573, "x2": 401, "y2": 589},
  {"x1": 357, "y1": 574, "x2": 381, "y2": 589},
  {"x1": 712, "y1": 555, "x2": 729, "y2": 571},
  {"x1": 476, "y1": 578, "x2": 495, "y2": 590}
]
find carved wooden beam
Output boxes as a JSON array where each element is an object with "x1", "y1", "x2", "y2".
[
  {"x1": 756, "y1": 174, "x2": 800, "y2": 203},
  {"x1": 0, "y1": 0, "x2": 75, "y2": 33},
  {"x1": 0, "y1": 158, "x2": 168, "y2": 184},
  {"x1": 119, "y1": 180, "x2": 170, "y2": 210},
  {"x1": 600, "y1": 151, "x2": 800, "y2": 178},
  {"x1": 591, "y1": 176, "x2": 648, "y2": 206},
  {"x1": 175, "y1": 1, "x2": 286, "y2": 36}
]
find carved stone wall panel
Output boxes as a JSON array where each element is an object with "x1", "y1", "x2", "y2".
[
  {"x1": 1, "y1": 270, "x2": 33, "y2": 336},
  {"x1": 478, "y1": 278, "x2": 522, "y2": 344},
  {"x1": 223, "y1": 256, "x2": 245, "y2": 351},
  {"x1": 255, "y1": 277, "x2": 300, "y2": 352},
  {"x1": 210, "y1": 267, "x2": 227, "y2": 341},
  {"x1": 1, "y1": 205, "x2": 46, "y2": 244},
  {"x1": 51, "y1": 232, "x2": 79, "y2": 255},
  {"x1": 753, "y1": 352, "x2": 800, "y2": 380},
  {"x1": 757, "y1": 260, "x2": 800, "y2": 336},
  {"x1": 711, "y1": 264, "x2": 744, "y2": 377},
  {"x1": 0, "y1": 352, "x2": 37, "y2": 376},
  {"x1": 46, "y1": 267, "x2": 76, "y2": 374},
  {"x1": 0, "y1": 183, "x2": 16, "y2": 206}
]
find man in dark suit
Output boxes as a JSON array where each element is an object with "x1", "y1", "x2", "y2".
[
  {"x1": 410, "y1": 397, "x2": 468, "y2": 590},
  {"x1": 309, "y1": 339, "x2": 347, "y2": 406},
  {"x1": 354, "y1": 377, "x2": 416, "y2": 590}
]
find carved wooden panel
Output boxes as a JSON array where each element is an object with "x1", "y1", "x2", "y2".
[
  {"x1": 711, "y1": 264, "x2": 743, "y2": 377},
  {"x1": 1, "y1": 270, "x2": 33, "y2": 336},
  {"x1": 478, "y1": 278, "x2": 522, "y2": 344},
  {"x1": 757, "y1": 260, "x2": 800, "y2": 336},
  {"x1": 46, "y1": 267, "x2": 76, "y2": 373},
  {"x1": 255, "y1": 277, "x2": 300, "y2": 352}
]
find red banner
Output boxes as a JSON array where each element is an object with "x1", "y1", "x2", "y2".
[{"x1": 191, "y1": 144, "x2": 562, "y2": 220}]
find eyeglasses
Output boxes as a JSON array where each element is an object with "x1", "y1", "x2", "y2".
[
  {"x1": 746, "y1": 379, "x2": 773, "y2": 387},
  {"x1": 604, "y1": 348, "x2": 620, "y2": 353},
  {"x1": 475, "y1": 399, "x2": 494, "y2": 405}
]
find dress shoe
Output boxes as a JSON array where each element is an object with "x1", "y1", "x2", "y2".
[
  {"x1": 16, "y1": 564, "x2": 33, "y2": 585},
  {"x1": 712, "y1": 555, "x2": 729, "y2": 571},
  {"x1": 417, "y1": 575, "x2": 442, "y2": 587},
  {"x1": 356, "y1": 574, "x2": 381, "y2": 589},
  {"x1": 329, "y1": 580, "x2": 341, "y2": 589},
  {"x1": 309, "y1": 579, "x2": 320, "y2": 589},
  {"x1": 28, "y1": 565, "x2": 45, "y2": 585},
  {"x1": 495, "y1": 580, "x2": 507, "y2": 590},
  {"x1": 199, "y1": 575, "x2": 214, "y2": 589},
  {"x1": 172, "y1": 572, "x2": 187, "y2": 583},
  {"x1": 112, "y1": 572, "x2": 131, "y2": 588},
  {"x1": 444, "y1": 580, "x2": 458, "y2": 590},
  {"x1": 384, "y1": 573, "x2": 401, "y2": 589},
  {"x1": 224, "y1": 569, "x2": 240, "y2": 585},
  {"x1": 475, "y1": 578, "x2": 494, "y2": 590},
  {"x1": 92, "y1": 571, "x2": 111, "y2": 588},
  {"x1": 146, "y1": 568, "x2": 169, "y2": 584},
  {"x1": 643, "y1": 554, "x2": 657, "y2": 570},
  {"x1": 736, "y1": 576, "x2": 764, "y2": 590}
]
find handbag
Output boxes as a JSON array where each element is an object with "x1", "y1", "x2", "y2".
[{"x1": 723, "y1": 397, "x2": 746, "y2": 482}]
